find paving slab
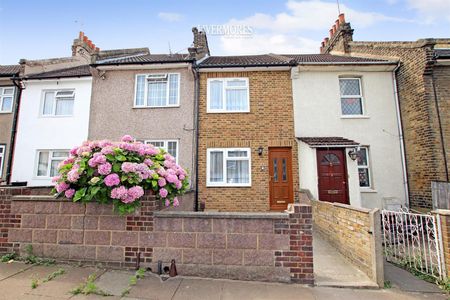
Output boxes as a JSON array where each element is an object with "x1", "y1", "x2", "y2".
[
  {"x1": 94, "y1": 269, "x2": 135, "y2": 296},
  {"x1": 127, "y1": 273, "x2": 183, "y2": 300},
  {"x1": 172, "y1": 278, "x2": 223, "y2": 300},
  {"x1": 26, "y1": 265, "x2": 104, "y2": 299},
  {"x1": 313, "y1": 232, "x2": 378, "y2": 288},
  {"x1": 0, "y1": 264, "x2": 60, "y2": 300},
  {"x1": 0, "y1": 261, "x2": 33, "y2": 281},
  {"x1": 384, "y1": 262, "x2": 444, "y2": 294}
]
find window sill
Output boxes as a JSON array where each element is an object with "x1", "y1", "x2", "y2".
[
  {"x1": 360, "y1": 188, "x2": 377, "y2": 193},
  {"x1": 39, "y1": 115, "x2": 74, "y2": 118},
  {"x1": 133, "y1": 105, "x2": 180, "y2": 109},
  {"x1": 340, "y1": 115, "x2": 370, "y2": 119},
  {"x1": 0, "y1": 111, "x2": 13, "y2": 114},
  {"x1": 207, "y1": 111, "x2": 251, "y2": 114},
  {"x1": 206, "y1": 184, "x2": 252, "y2": 188}
]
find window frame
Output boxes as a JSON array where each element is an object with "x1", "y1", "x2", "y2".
[
  {"x1": 0, "y1": 86, "x2": 15, "y2": 113},
  {"x1": 206, "y1": 78, "x2": 250, "y2": 113},
  {"x1": 339, "y1": 77, "x2": 365, "y2": 117},
  {"x1": 206, "y1": 147, "x2": 252, "y2": 187},
  {"x1": 0, "y1": 144, "x2": 5, "y2": 176},
  {"x1": 134, "y1": 73, "x2": 181, "y2": 108},
  {"x1": 144, "y1": 140, "x2": 179, "y2": 163},
  {"x1": 40, "y1": 89, "x2": 75, "y2": 117},
  {"x1": 357, "y1": 146, "x2": 372, "y2": 189},
  {"x1": 35, "y1": 150, "x2": 69, "y2": 178}
]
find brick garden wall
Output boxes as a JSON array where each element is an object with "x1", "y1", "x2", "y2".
[
  {"x1": 0, "y1": 187, "x2": 313, "y2": 284},
  {"x1": 434, "y1": 210, "x2": 450, "y2": 278},
  {"x1": 311, "y1": 199, "x2": 383, "y2": 287}
]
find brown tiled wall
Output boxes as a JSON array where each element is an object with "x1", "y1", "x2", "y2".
[
  {"x1": 312, "y1": 200, "x2": 383, "y2": 286},
  {"x1": 152, "y1": 204, "x2": 313, "y2": 284},
  {"x1": 340, "y1": 41, "x2": 450, "y2": 209},
  {"x1": 198, "y1": 71, "x2": 299, "y2": 212}
]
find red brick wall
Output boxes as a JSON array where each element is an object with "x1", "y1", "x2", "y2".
[{"x1": 151, "y1": 204, "x2": 313, "y2": 284}]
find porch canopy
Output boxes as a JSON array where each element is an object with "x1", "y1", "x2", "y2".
[{"x1": 297, "y1": 137, "x2": 360, "y2": 148}]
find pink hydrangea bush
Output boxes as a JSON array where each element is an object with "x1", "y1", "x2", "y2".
[{"x1": 51, "y1": 135, "x2": 189, "y2": 214}]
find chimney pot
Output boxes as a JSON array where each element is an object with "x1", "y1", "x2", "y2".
[
  {"x1": 79, "y1": 31, "x2": 84, "y2": 39},
  {"x1": 335, "y1": 20, "x2": 340, "y2": 28},
  {"x1": 339, "y1": 13, "x2": 345, "y2": 24},
  {"x1": 83, "y1": 36, "x2": 88, "y2": 42},
  {"x1": 321, "y1": 41, "x2": 325, "y2": 47},
  {"x1": 325, "y1": 37, "x2": 329, "y2": 43},
  {"x1": 320, "y1": 46, "x2": 323, "y2": 52},
  {"x1": 329, "y1": 29, "x2": 333, "y2": 38},
  {"x1": 332, "y1": 25, "x2": 337, "y2": 34},
  {"x1": 95, "y1": 47, "x2": 100, "y2": 52}
]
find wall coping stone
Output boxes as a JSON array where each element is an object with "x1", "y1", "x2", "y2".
[
  {"x1": 12, "y1": 195, "x2": 58, "y2": 201},
  {"x1": 311, "y1": 199, "x2": 373, "y2": 214},
  {"x1": 154, "y1": 211, "x2": 289, "y2": 219},
  {"x1": 432, "y1": 209, "x2": 450, "y2": 216}
]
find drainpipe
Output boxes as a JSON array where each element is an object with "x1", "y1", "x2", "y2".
[
  {"x1": 191, "y1": 64, "x2": 200, "y2": 211},
  {"x1": 392, "y1": 63, "x2": 410, "y2": 207},
  {"x1": 430, "y1": 60, "x2": 449, "y2": 182},
  {"x1": 6, "y1": 76, "x2": 24, "y2": 184}
]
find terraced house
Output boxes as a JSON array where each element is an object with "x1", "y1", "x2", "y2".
[
  {"x1": 0, "y1": 64, "x2": 20, "y2": 184},
  {"x1": 321, "y1": 13, "x2": 450, "y2": 210}
]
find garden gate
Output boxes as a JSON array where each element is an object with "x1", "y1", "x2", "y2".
[{"x1": 381, "y1": 208, "x2": 446, "y2": 279}]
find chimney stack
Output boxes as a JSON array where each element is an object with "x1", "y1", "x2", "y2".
[
  {"x1": 319, "y1": 13, "x2": 354, "y2": 54},
  {"x1": 188, "y1": 27, "x2": 210, "y2": 60},
  {"x1": 72, "y1": 31, "x2": 100, "y2": 58}
]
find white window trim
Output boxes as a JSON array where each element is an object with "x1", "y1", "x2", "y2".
[
  {"x1": 0, "y1": 86, "x2": 15, "y2": 113},
  {"x1": 206, "y1": 78, "x2": 250, "y2": 113},
  {"x1": 34, "y1": 150, "x2": 69, "y2": 179},
  {"x1": 134, "y1": 73, "x2": 181, "y2": 108},
  {"x1": 357, "y1": 146, "x2": 372, "y2": 189},
  {"x1": 339, "y1": 77, "x2": 365, "y2": 117},
  {"x1": 206, "y1": 147, "x2": 252, "y2": 187},
  {"x1": 144, "y1": 140, "x2": 179, "y2": 163},
  {"x1": 40, "y1": 89, "x2": 75, "y2": 117},
  {"x1": 0, "y1": 144, "x2": 5, "y2": 176}
]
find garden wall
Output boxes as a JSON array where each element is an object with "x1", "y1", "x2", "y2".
[
  {"x1": 311, "y1": 199, "x2": 383, "y2": 287},
  {"x1": 0, "y1": 187, "x2": 313, "y2": 284}
]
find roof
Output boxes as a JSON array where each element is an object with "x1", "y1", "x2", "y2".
[
  {"x1": 298, "y1": 137, "x2": 360, "y2": 147},
  {"x1": 435, "y1": 49, "x2": 450, "y2": 59},
  {"x1": 199, "y1": 54, "x2": 392, "y2": 68},
  {"x1": 25, "y1": 65, "x2": 91, "y2": 80},
  {"x1": 0, "y1": 65, "x2": 20, "y2": 77},
  {"x1": 95, "y1": 53, "x2": 192, "y2": 65}
]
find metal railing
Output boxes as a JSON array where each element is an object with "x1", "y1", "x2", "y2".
[{"x1": 382, "y1": 208, "x2": 445, "y2": 279}]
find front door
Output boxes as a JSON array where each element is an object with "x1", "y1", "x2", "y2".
[
  {"x1": 316, "y1": 148, "x2": 349, "y2": 204},
  {"x1": 269, "y1": 147, "x2": 293, "y2": 210}
]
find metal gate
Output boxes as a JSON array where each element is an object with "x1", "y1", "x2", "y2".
[{"x1": 381, "y1": 208, "x2": 446, "y2": 279}]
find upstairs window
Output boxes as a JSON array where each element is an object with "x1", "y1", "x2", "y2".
[
  {"x1": 42, "y1": 90, "x2": 75, "y2": 116},
  {"x1": 145, "y1": 140, "x2": 178, "y2": 163},
  {"x1": 0, "y1": 145, "x2": 5, "y2": 175},
  {"x1": 207, "y1": 148, "x2": 251, "y2": 187},
  {"x1": 36, "y1": 150, "x2": 69, "y2": 177},
  {"x1": 135, "y1": 73, "x2": 180, "y2": 107},
  {"x1": 0, "y1": 87, "x2": 14, "y2": 113},
  {"x1": 357, "y1": 147, "x2": 371, "y2": 188},
  {"x1": 207, "y1": 78, "x2": 249, "y2": 113},
  {"x1": 339, "y1": 78, "x2": 364, "y2": 116}
]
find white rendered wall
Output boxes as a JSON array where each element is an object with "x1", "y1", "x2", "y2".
[
  {"x1": 292, "y1": 68, "x2": 406, "y2": 209},
  {"x1": 11, "y1": 77, "x2": 92, "y2": 186}
]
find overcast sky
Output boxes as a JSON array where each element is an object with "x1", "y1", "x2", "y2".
[{"x1": 1, "y1": 0, "x2": 449, "y2": 64}]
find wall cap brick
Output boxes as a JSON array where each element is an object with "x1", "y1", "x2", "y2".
[{"x1": 154, "y1": 211, "x2": 289, "y2": 219}]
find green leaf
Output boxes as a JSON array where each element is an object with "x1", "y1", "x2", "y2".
[
  {"x1": 73, "y1": 188, "x2": 87, "y2": 202},
  {"x1": 112, "y1": 163, "x2": 121, "y2": 172},
  {"x1": 115, "y1": 155, "x2": 126, "y2": 161}
]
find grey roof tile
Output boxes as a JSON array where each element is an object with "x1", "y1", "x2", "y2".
[
  {"x1": 26, "y1": 65, "x2": 91, "y2": 79},
  {"x1": 0, "y1": 65, "x2": 20, "y2": 76},
  {"x1": 298, "y1": 137, "x2": 360, "y2": 147},
  {"x1": 95, "y1": 53, "x2": 192, "y2": 65}
]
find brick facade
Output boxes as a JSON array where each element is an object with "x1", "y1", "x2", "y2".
[
  {"x1": 321, "y1": 17, "x2": 450, "y2": 210},
  {"x1": 311, "y1": 199, "x2": 383, "y2": 287},
  {"x1": 198, "y1": 71, "x2": 299, "y2": 212},
  {"x1": 435, "y1": 210, "x2": 450, "y2": 278}
]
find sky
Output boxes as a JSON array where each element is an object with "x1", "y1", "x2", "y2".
[{"x1": 0, "y1": 0, "x2": 449, "y2": 64}]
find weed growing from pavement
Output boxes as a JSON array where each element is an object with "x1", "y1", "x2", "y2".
[
  {"x1": 384, "y1": 280, "x2": 392, "y2": 289},
  {"x1": 121, "y1": 268, "x2": 147, "y2": 297},
  {"x1": 70, "y1": 273, "x2": 112, "y2": 296},
  {"x1": 30, "y1": 268, "x2": 65, "y2": 289}
]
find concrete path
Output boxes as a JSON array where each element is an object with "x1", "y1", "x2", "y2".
[
  {"x1": 313, "y1": 232, "x2": 378, "y2": 288},
  {"x1": 384, "y1": 261, "x2": 444, "y2": 294},
  {"x1": 0, "y1": 262, "x2": 446, "y2": 300}
]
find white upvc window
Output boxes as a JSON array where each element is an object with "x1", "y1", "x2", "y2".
[
  {"x1": 339, "y1": 78, "x2": 364, "y2": 116},
  {"x1": 0, "y1": 145, "x2": 5, "y2": 176},
  {"x1": 207, "y1": 78, "x2": 249, "y2": 113},
  {"x1": 36, "y1": 150, "x2": 69, "y2": 178},
  {"x1": 0, "y1": 87, "x2": 14, "y2": 113},
  {"x1": 135, "y1": 73, "x2": 180, "y2": 107},
  {"x1": 207, "y1": 148, "x2": 251, "y2": 187},
  {"x1": 41, "y1": 90, "x2": 75, "y2": 117},
  {"x1": 357, "y1": 147, "x2": 371, "y2": 188},
  {"x1": 145, "y1": 140, "x2": 179, "y2": 163}
]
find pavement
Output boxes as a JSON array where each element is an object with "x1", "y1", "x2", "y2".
[
  {"x1": 313, "y1": 233, "x2": 378, "y2": 288},
  {"x1": 0, "y1": 261, "x2": 447, "y2": 300}
]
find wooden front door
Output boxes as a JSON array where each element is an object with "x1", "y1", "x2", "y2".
[
  {"x1": 316, "y1": 148, "x2": 349, "y2": 204},
  {"x1": 269, "y1": 148, "x2": 294, "y2": 210}
]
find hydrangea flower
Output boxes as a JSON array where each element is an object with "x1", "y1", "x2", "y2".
[
  {"x1": 104, "y1": 173, "x2": 120, "y2": 187},
  {"x1": 98, "y1": 163, "x2": 112, "y2": 175}
]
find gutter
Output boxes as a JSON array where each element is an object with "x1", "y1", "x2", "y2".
[
  {"x1": 192, "y1": 63, "x2": 200, "y2": 211},
  {"x1": 6, "y1": 75, "x2": 23, "y2": 184},
  {"x1": 24, "y1": 75, "x2": 92, "y2": 81},
  {"x1": 91, "y1": 59, "x2": 194, "y2": 67},
  {"x1": 392, "y1": 63, "x2": 410, "y2": 207}
]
